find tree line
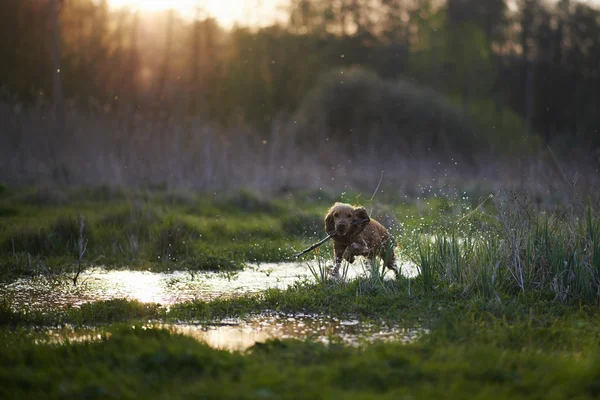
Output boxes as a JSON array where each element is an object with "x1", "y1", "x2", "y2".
[{"x1": 1, "y1": 0, "x2": 599, "y2": 153}]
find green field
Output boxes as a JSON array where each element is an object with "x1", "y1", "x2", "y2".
[
  {"x1": 0, "y1": 184, "x2": 456, "y2": 281},
  {"x1": 1, "y1": 184, "x2": 599, "y2": 399}
]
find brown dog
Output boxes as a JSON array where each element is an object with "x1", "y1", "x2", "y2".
[{"x1": 324, "y1": 202, "x2": 399, "y2": 276}]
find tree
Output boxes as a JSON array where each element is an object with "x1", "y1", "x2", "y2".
[
  {"x1": 155, "y1": 9, "x2": 174, "y2": 116},
  {"x1": 50, "y1": 0, "x2": 65, "y2": 134},
  {"x1": 446, "y1": 0, "x2": 509, "y2": 46},
  {"x1": 518, "y1": 0, "x2": 540, "y2": 135}
]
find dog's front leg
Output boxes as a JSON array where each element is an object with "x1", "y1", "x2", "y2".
[
  {"x1": 350, "y1": 240, "x2": 369, "y2": 255},
  {"x1": 343, "y1": 242, "x2": 366, "y2": 264},
  {"x1": 343, "y1": 241, "x2": 367, "y2": 264},
  {"x1": 382, "y1": 241, "x2": 400, "y2": 277},
  {"x1": 332, "y1": 242, "x2": 347, "y2": 274}
]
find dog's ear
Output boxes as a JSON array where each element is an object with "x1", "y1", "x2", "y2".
[
  {"x1": 350, "y1": 206, "x2": 370, "y2": 236},
  {"x1": 325, "y1": 209, "x2": 335, "y2": 234}
]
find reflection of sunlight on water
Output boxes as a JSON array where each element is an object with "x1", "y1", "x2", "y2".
[
  {"x1": 39, "y1": 313, "x2": 428, "y2": 352},
  {"x1": 177, "y1": 325, "x2": 272, "y2": 351},
  {"x1": 3, "y1": 259, "x2": 420, "y2": 311},
  {"x1": 95, "y1": 270, "x2": 167, "y2": 304}
]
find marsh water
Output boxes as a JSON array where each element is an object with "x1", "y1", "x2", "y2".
[
  {"x1": 39, "y1": 313, "x2": 427, "y2": 351},
  {"x1": 3, "y1": 260, "x2": 418, "y2": 310},
  {"x1": 3, "y1": 260, "x2": 422, "y2": 350}
]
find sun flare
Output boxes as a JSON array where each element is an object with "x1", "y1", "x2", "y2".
[{"x1": 107, "y1": 0, "x2": 282, "y2": 27}]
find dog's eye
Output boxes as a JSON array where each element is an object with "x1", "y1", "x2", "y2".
[
  {"x1": 333, "y1": 212, "x2": 338, "y2": 218},
  {"x1": 347, "y1": 213, "x2": 352, "y2": 218}
]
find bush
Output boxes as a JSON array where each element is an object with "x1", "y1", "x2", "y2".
[
  {"x1": 297, "y1": 67, "x2": 475, "y2": 157},
  {"x1": 462, "y1": 98, "x2": 540, "y2": 154}
]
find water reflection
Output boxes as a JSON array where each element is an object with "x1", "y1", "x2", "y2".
[
  {"x1": 2, "y1": 260, "x2": 418, "y2": 311},
  {"x1": 39, "y1": 312, "x2": 427, "y2": 351}
]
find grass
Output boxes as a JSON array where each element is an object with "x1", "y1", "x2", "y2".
[
  {"x1": 0, "y1": 185, "x2": 451, "y2": 283},
  {"x1": 0, "y1": 186, "x2": 331, "y2": 281},
  {"x1": 2, "y1": 184, "x2": 599, "y2": 306},
  {"x1": 2, "y1": 184, "x2": 600, "y2": 398},
  {"x1": 2, "y1": 183, "x2": 599, "y2": 304},
  {"x1": 404, "y1": 193, "x2": 600, "y2": 302},
  {"x1": 1, "y1": 330, "x2": 599, "y2": 399},
  {"x1": 0, "y1": 271, "x2": 595, "y2": 333},
  {"x1": 1, "y1": 288, "x2": 599, "y2": 399}
]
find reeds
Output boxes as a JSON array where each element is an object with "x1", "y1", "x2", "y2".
[
  {"x1": 2, "y1": 102, "x2": 599, "y2": 199},
  {"x1": 409, "y1": 192, "x2": 600, "y2": 302}
]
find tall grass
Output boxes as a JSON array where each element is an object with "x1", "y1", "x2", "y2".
[
  {"x1": 409, "y1": 192, "x2": 600, "y2": 302},
  {"x1": 356, "y1": 255, "x2": 397, "y2": 295},
  {"x1": 1, "y1": 102, "x2": 599, "y2": 199},
  {"x1": 306, "y1": 255, "x2": 351, "y2": 285}
]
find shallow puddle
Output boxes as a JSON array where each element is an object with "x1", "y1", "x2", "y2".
[
  {"x1": 2, "y1": 260, "x2": 418, "y2": 311},
  {"x1": 40, "y1": 312, "x2": 427, "y2": 351}
]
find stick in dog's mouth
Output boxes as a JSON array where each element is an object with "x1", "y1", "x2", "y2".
[{"x1": 294, "y1": 218, "x2": 370, "y2": 258}]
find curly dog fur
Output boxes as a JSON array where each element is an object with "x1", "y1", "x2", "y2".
[{"x1": 324, "y1": 202, "x2": 399, "y2": 276}]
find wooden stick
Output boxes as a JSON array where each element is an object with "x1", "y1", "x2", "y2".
[
  {"x1": 294, "y1": 218, "x2": 369, "y2": 258},
  {"x1": 294, "y1": 233, "x2": 334, "y2": 258}
]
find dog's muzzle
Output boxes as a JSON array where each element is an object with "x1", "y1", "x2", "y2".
[{"x1": 335, "y1": 223, "x2": 348, "y2": 235}]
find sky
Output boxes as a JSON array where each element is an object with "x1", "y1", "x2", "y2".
[{"x1": 106, "y1": 0, "x2": 287, "y2": 27}]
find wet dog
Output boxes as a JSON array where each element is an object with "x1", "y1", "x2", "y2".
[{"x1": 324, "y1": 202, "x2": 399, "y2": 276}]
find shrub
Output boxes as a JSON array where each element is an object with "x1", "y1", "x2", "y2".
[
  {"x1": 462, "y1": 98, "x2": 540, "y2": 154},
  {"x1": 297, "y1": 67, "x2": 475, "y2": 157}
]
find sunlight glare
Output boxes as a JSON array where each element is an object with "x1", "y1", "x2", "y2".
[
  {"x1": 107, "y1": 0, "x2": 282, "y2": 27},
  {"x1": 101, "y1": 270, "x2": 166, "y2": 304}
]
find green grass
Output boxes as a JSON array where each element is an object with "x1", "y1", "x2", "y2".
[
  {"x1": 0, "y1": 185, "x2": 452, "y2": 283},
  {"x1": 1, "y1": 290, "x2": 599, "y2": 399},
  {"x1": 1, "y1": 330, "x2": 598, "y2": 399},
  {"x1": 2, "y1": 185, "x2": 600, "y2": 302},
  {"x1": 0, "y1": 186, "x2": 334, "y2": 281},
  {"x1": 2, "y1": 274, "x2": 597, "y2": 341},
  {"x1": 0, "y1": 297, "x2": 164, "y2": 327},
  {"x1": 401, "y1": 195, "x2": 600, "y2": 302},
  {"x1": 3, "y1": 274, "x2": 600, "y2": 399},
  {"x1": 2, "y1": 184, "x2": 600, "y2": 398}
]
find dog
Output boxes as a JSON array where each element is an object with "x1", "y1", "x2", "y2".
[{"x1": 324, "y1": 202, "x2": 399, "y2": 277}]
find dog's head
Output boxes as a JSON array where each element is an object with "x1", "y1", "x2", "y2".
[{"x1": 325, "y1": 202, "x2": 370, "y2": 238}]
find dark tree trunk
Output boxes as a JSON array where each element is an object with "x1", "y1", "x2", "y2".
[{"x1": 50, "y1": 0, "x2": 64, "y2": 135}]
